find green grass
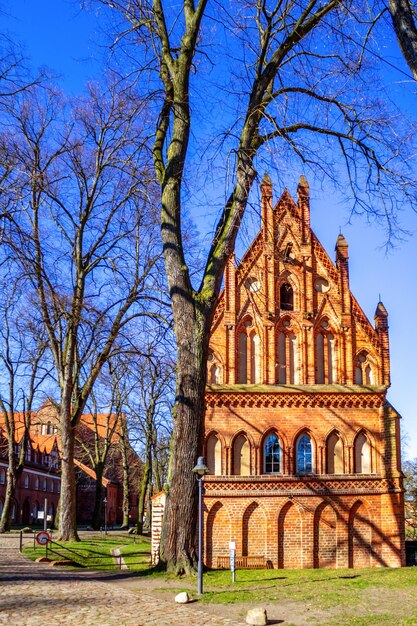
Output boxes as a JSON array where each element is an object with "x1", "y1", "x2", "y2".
[
  {"x1": 23, "y1": 534, "x2": 147, "y2": 570},
  {"x1": 147, "y1": 566, "x2": 417, "y2": 625},
  {"x1": 119, "y1": 537, "x2": 152, "y2": 572},
  {"x1": 22, "y1": 538, "x2": 417, "y2": 625}
]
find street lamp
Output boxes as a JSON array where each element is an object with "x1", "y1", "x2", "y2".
[
  {"x1": 192, "y1": 456, "x2": 209, "y2": 595},
  {"x1": 103, "y1": 497, "x2": 108, "y2": 535}
]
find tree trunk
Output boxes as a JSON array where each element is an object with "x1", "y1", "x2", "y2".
[
  {"x1": 389, "y1": 0, "x2": 417, "y2": 82},
  {"x1": 120, "y1": 438, "x2": 130, "y2": 529},
  {"x1": 159, "y1": 313, "x2": 208, "y2": 574},
  {"x1": 91, "y1": 462, "x2": 104, "y2": 530},
  {"x1": 57, "y1": 410, "x2": 79, "y2": 541},
  {"x1": 0, "y1": 438, "x2": 17, "y2": 532},
  {"x1": 137, "y1": 459, "x2": 151, "y2": 535}
]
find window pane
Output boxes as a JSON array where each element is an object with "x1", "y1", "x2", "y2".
[
  {"x1": 264, "y1": 434, "x2": 280, "y2": 473},
  {"x1": 297, "y1": 434, "x2": 313, "y2": 473}
]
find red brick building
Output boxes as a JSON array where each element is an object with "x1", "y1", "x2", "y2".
[
  {"x1": 203, "y1": 175, "x2": 404, "y2": 569},
  {"x1": 0, "y1": 416, "x2": 61, "y2": 526},
  {"x1": 0, "y1": 401, "x2": 140, "y2": 527}
]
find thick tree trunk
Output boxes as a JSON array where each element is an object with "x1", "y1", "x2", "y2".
[
  {"x1": 0, "y1": 448, "x2": 16, "y2": 532},
  {"x1": 91, "y1": 462, "x2": 104, "y2": 530},
  {"x1": 57, "y1": 410, "x2": 79, "y2": 541},
  {"x1": 159, "y1": 313, "x2": 208, "y2": 574},
  {"x1": 389, "y1": 0, "x2": 417, "y2": 81},
  {"x1": 0, "y1": 476, "x2": 15, "y2": 532}
]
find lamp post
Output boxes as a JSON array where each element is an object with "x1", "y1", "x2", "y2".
[
  {"x1": 192, "y1": 456, "x2": 209, "y2": 595},
  {"x1": 103, "y1": 497, "x2": 108, "y2": 535}
]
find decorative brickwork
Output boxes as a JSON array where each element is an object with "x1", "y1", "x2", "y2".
[{"x1": 202, "y1": 176, "x2": 405, "y2": 570}]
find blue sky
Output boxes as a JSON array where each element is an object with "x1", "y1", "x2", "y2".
[{"x1": 3, "y1": 0, "x2": 417, "y2": 458}]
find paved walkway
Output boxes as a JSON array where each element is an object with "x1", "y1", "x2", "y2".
[{"x1": 0, "y1": 535, "x2": 245, "y2": 626}]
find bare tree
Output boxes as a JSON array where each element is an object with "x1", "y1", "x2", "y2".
[
  {"x1": 0, "y1": 277, "x2": 48, "y2": 532},
  {"x1": 75, "y1": 385, "x2": 121, "y2": 530},
  {"x1": 96, "y1": 0, "x2": 417, "y2": 572},
  {"x1": 1, "y1": 76, "x2": 162, "y2": 540},
  {"x1": 123, "y1": 334, "x2": 174, "y2": 534}
]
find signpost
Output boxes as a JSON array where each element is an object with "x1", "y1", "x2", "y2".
[
  {"x1": 229, "y1": 541, "x2": 236, "y2": 583},
  {"x1": 35, "y1": 531, "x2": 51, "y2": 546},
  {"x1": 35, "y1": 530, "x2": 51, "y2": 559}
]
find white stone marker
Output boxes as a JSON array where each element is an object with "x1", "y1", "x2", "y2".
[{"x1": 245, "y1": 607, "x2": 268, "y2": 625}]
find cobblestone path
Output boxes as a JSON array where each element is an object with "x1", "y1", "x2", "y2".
[{"x1": 0, "y1": 535, "x2": 245, "y2": 626}]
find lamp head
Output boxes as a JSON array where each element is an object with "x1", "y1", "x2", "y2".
[{"x1": 192, "y1": 456, "x2": 209, "y2": 476}]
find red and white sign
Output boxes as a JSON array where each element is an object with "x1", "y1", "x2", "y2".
[{"x1": 35, "y1": 531, "x2": 51, "y2": 546}]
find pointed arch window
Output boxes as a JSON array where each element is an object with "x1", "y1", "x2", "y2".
[
  {"x1": 208, "y1": 350, "x2": 222, "y2": 384},
  {"x1": 355, "y1": 351, "x2": 374, "y2": 385},
  {"x1": 354, "y1": 432, "x2": 371, "y2": 473},
  {"x1": 327, "y1": 432, "x2": 344, "y2": 474},
  {"x1": 233, "y1": 434, "x2": 251, "y2": 476},
  {"x1": 315, "y1": 329, "x2": 337, "y2": 383},
  {"x1": 238, "y1": 320, "x2": 262, "y2": 383},
  {"x1": 264, "y1": 433, "x2": 281, "y2": 473},
  {"x1": 278, "y1": 331, "x2": 297, "y2": 384},
  {"x1": 250, "y1": 333, "x2": 261, "y2": 383},
  {"x1": 206, "y1": 434, "x2": 222, "y2": 475},
  {"x1": 280, "y1": 283, "x2": 294, "y2": 311},
  {"x1": 0, "y1": 469, "x2": 5, "y2": 485},
  {"x1": 239, "y1": 332, "x2": 248, "y2": 383},
  {"x1": 296, "y1": 434, "x2": 313, "y2": 474}
]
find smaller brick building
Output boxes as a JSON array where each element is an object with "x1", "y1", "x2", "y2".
[
  {"x1": 0, "y1": 401, "x2": 140, "y2": 527},
  {"x1": 0, "y1": 417, "x2": 60, "y2": 525},
  {"x1": 202, "y1": 175, "x2": 404, "y2": 569}
]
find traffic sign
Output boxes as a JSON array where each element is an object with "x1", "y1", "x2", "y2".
[{"x1": 35, "y1": 531, "x2": 51, "y2": 546}]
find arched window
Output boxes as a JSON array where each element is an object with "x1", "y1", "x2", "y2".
[
  {"x1": 24, "y1": 474, "x2": 30, "y2": 488},
  {"x1": 239, "y1": 332, "x2": 248, "y2": 383},
  {"x1": 0, "y1": 500, "x2": 3, "y2": 517},
  {"x1": 233, "y1": 434, "x2": 250, "y2": 476},
  {"x1": 57, "y1": 482, "x2": 61, "y2": 494},
  {"x1": 355, "y1": 351, "x2": 374, "y2": 385},
  {"x1": 42, "y1": 478, "x2": 47, "y2": 492},
  {"x1": 315, "y1": 329, "x2": 337, "y2": 383},
  {"x1": 354, "y1": 432, "x2": 371, "y2": 473},
  {"x1": 250, "y1": 333, "x2": 261, "y2": 383},
  {"x1": 277, "y1": 330, "x2": 297, "y2": 384},
  {"x1": 208, "y1": 350, "x2": 222, "y2": 384},
  {"x1": 238, "y1": 320, "x2": 262, "y2": 383},
  {"x1": 33, "y1": 501, "x2": 38, "y2": 520},
  {"x1": 11, "y1": 501, "x2": 16, "y2": 520},
  {"x1": 264, "y1": 433, "x2": 281, "y2": 473},
  {"x1": 327, "y1": 432, "x2": 344, "y2": 474},
  {"x1": 50, "y1": 480, "x2": 54, "y2": 493},
  {"x1": 280, "y1": 282, "x2": 294, "y2": 311},
  {"x1": 35, "y1": 476, "x2": 39, "y2": 490},
  {"x1": 0, "y1": 469, "x2": 5, "y2": 484},
  {"x1": 206, "y1": 434, "x2": 222, "y2": 475},
  {"x1": 296, "y1": 434, "x2": 313, "y2": 474}
]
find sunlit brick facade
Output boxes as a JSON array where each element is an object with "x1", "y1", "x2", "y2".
[{"x1": 203, "y1": 175, "x2": 405, "y2": 569}]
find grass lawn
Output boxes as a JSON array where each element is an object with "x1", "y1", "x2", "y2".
[
  {"x1": 22, "y1": 537, "x2": 417, "y2": 624},
  {"x1": 163, "y1": 566, "x2": 417, "y2": 625},
  {"x1": 23, "y1": 533, "x2": 151, "y2": 570}
]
